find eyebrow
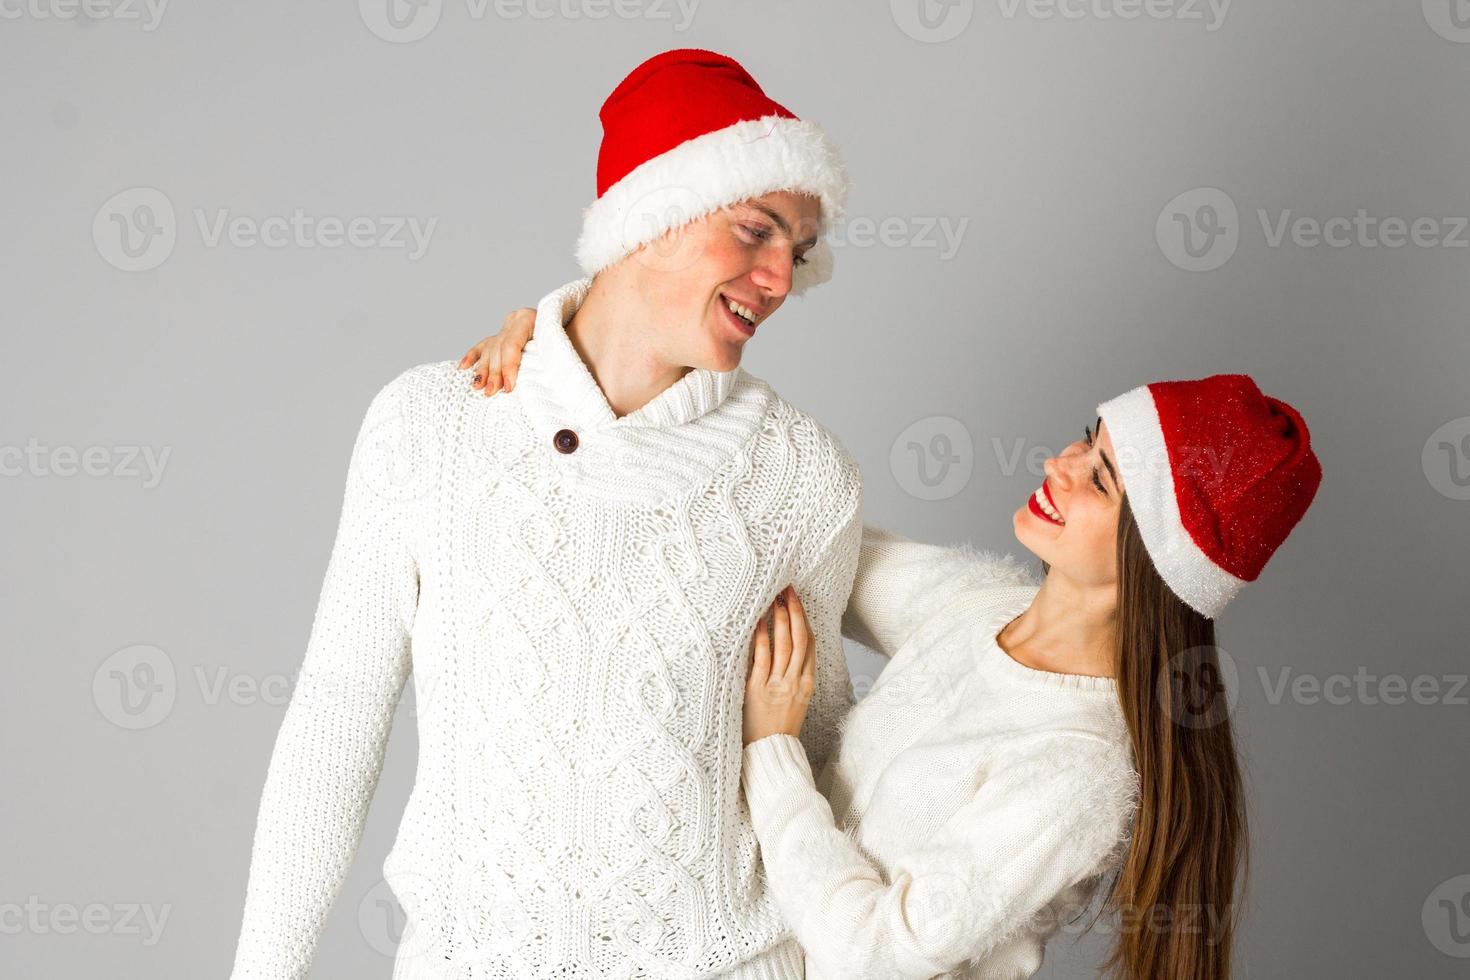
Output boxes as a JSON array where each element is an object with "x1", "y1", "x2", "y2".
[
  {"x1": 1095, "y1": 416, "x2": 1119, "y2": 491},
  {"x1": 746, "y1": 202, "x2": 819, "y2": 249}
]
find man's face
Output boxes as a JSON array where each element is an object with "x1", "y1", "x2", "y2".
[{"x1": 625, "y1": 191, "x2": 823, "y2": 372}]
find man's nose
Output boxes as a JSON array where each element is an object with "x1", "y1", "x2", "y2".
[{"x1": 750, "y1": 251, "x2": 794, "y2": 298}]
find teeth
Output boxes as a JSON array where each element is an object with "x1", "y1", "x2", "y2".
[
  {"x1": 1033, "y1": 486, "x2": 1065, "y2": 524},
  {"x1": 726, "y1": 298, "x2": 757, "y2": 325}
]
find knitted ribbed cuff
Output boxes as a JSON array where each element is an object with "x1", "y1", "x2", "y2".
[{"x1": 741, "y1": 734, "x2": 815, "y2": 811}]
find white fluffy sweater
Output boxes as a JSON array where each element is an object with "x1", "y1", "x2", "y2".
[
  {"x1": 742, "y1": 526, "x2": 1140, "y2": 980},
  {"x1": 229, "y1": 279, "x2": 864, "y2": 980}
]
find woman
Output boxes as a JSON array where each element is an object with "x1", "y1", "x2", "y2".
[{"x1": 458, "y1": 321, "x2": 1321, "y2": 980}]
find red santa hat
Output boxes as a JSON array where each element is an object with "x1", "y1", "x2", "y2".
[
  {"x1": 574, "y1": 48, "x2": 848, "y2": 294},
  {"x1": 1097, "y1": 374, "x2": 1322, "y2": 619}
]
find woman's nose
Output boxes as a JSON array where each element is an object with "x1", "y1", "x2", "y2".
[
  {"x1": 1044, "y1": 443, "x2": 1085, "y2": 485},
  {"x1": 1043, "y1": 454, "x2": 1067, "y2": 486}
]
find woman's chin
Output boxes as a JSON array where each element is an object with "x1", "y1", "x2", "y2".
[{"x1": 1012, "y1": 507, "x2": 1045, "y2": 562}]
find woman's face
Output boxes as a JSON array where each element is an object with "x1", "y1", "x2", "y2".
[
  {"x1": 626, "y1": 191, "x2": 822, "y2": 372},
  {"x1": 1013, "y1": 417, "x2": 1127, "y2": 589}
]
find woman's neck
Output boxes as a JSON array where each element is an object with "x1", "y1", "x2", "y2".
[
  {"x1": 998, "y1": 571, "x2": 1118, "y2": 679},
  {"x1": 564, "y1": 275, "x2": 692, "y2": 419}
]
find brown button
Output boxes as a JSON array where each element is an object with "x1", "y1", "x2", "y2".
[{"x1": 553, "y1": 428, "x2": 579, "y2": 454}]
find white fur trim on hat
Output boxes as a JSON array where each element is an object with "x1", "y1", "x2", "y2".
[
  {"x1": 1097, "y1": 385, "x2": 1248, "y2": 619},
  {"x1": 574, "y1": 115, "x2": 848, "y2": 295}
]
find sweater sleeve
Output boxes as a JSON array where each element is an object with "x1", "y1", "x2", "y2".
[
  {"x1": 741, "y1": 733, "x2": 1136, "y2": 980},
  {"x1": 230, "y1": 370, "x2": 433, "y2": 980},
  {"x1": 840, "y1": 524, "x2": 1037, "y2": 659},
  {"x1": 792, "y1": 502, "x2": 864, "y2": 781}
]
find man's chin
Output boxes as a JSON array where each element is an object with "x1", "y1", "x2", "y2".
[
  {"x1": 703, "y1": 349, "x2": 744, "y2": 373},
  {"x1": 692, "y1": 334, "x2": 746, "y2": 373}
]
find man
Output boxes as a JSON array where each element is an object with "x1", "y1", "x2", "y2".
[{"x1": 230, "y1": 49, "x2": 862, "y2": 979}]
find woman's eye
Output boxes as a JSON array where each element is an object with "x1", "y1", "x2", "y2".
[
  {"x1": 1092, "y1": 468, "x2": 1107, "y2": 494},
  {"x1": 1084, "y1": 425, "x2": 1094, "y2": 448},
  {"x1": 738, "y1": 224, "x2": 771, "y2": 243},
  {"x1": 793, "y1": 251, "x2": 809, "y2": 268}
]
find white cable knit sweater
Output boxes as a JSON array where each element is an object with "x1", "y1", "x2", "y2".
[
  {"x1": 230, "y1": 279, "x2": 864, "y2": 980},
  {"x1": 741, "y1": 526, "x2": 1140, "y2": 980}
]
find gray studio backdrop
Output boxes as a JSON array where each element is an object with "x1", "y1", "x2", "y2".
[{"x1": 4, "y1": 1, "x2": 1467, "y2": 977}]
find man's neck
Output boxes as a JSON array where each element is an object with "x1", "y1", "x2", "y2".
[{"x1": 564, "y1": 276, "x2": 693, "y2": 419}]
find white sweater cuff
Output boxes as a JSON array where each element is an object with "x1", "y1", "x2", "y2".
[{"x1": 741, "y1": 734, "x2": 816, "y2": 810}]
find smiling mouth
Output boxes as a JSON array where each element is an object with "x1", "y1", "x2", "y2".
[
  {"x1": 1028, "y1": 482, "x2": 1065, "y2": 526},
  {"x1": 721, "y1": 294, "x2": 760, "y2": 330}
]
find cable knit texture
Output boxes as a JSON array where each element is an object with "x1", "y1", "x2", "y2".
[
  {"x1": 230, "y1": 278, "x2": 863, "y2": 980},
  {"x1": 741, "y1": 526, "x2": 1140, "y2": 980}
]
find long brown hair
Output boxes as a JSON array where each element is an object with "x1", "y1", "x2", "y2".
[{"x1": 1101, "y1": 495, "x2": 1247, "y2": 980}]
